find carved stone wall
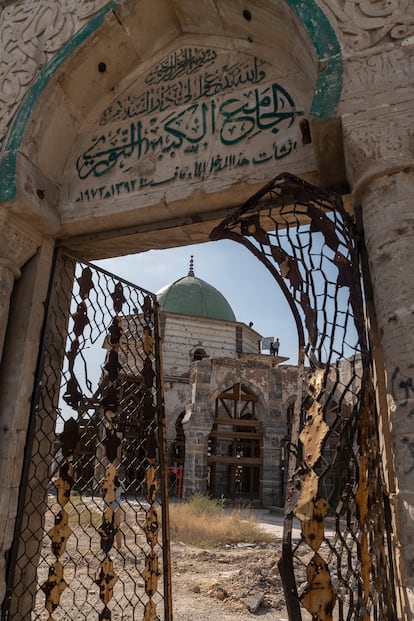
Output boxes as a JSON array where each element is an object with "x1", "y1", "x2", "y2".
[
  {"x1": 1, "y1": 0, "x2": 413, "y2": 156},
  {"x1": 321, "y1": 0, "x2": 414, "y2": 51},
  {"x1": 342, "y1": 107, "x2": 414, "y2": 188},
  {"x1": 0, "y1": 0, "x2": 112, "y2": 152}
]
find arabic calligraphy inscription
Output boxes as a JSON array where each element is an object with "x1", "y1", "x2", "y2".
[
  {"x1": 70, "y1": 47, "x2": 304, "y2": 203},
  {"x1": 99, "y1": 51, "x2": 267, "y2": 125}
]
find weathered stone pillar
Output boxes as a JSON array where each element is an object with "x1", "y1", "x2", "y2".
[
  {"x1": 262, "y1": 367, "x2": 284, "y2": 506},
  {"x1": 0, "y1": 231, "x2": 54, "y2": 611},
  {"x1": 343, "y1": 108, "x2": 414, "y2": 618},
  {"x1": 0, "y1": 262, "x2": 18, "y2": 365},
  {"x1": 262, "y1": 435, "x2": 282, "y2": 507},
  {"x1": 0, "y1": 211, "x2": 41, "y2": 365},
  {"x1": 182, "y1": 360, "x2": 213, "y2": 497},
  {"x1": 7, "y1": 251, "x2": 74, "y2": 619},
  {"x1": 182, "y1": 404, "x2": 211, "y2": 497}
]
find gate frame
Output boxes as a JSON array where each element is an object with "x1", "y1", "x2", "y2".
[
  {"x1": 2, "y1": 250, "x2": 173, "y2": 621},
  {"x1": 2, "y1": 249, "x2": 69, "y2": 620},
  {"x1": 210, "y1": 172, "x2": 399, "y2": 620}
]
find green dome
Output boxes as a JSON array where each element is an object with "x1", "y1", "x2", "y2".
[{"x1": 156, "y1": 257, "x2": 236, "y2": 322}]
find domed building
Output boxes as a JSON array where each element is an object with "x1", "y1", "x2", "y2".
[
  {"x1": 157, "y1": 257, "x2": 237, "y2": 323},
  {"x1": 156, "y1": 257, "x2": 296, "y2": 507},
  {"x1": 80, "y1": 258, "x2": 354, "y2": 508}
]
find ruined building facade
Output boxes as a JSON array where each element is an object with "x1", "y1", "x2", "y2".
[{"x1": 152, "y1": 262, "x2": 296, "y2": 507}]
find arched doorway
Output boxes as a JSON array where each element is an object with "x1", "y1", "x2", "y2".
[
  {"x1": 168, "y1": 412, "x2": 185, "y2": 499},
  {"x1": 170, "y1": 412, "x2": 186, "y2": 470},
  {"x1": 207, "y1": 383, "x2": 263, "y2": 506}
]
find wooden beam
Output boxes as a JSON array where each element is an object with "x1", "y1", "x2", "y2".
[
  {"x1": 213, "y1": 418, "x2": 262, "y2": 428},
  {"x1": 208, "y1": 430, "x2": 262, "y2": 440},
  {"x1": 207, "y1": 456, "x2": 262, "y2": 465},
  {"x1": 218, "y1": 392, "x2": 257, "y2": 402}
]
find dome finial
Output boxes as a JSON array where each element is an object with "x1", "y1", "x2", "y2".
[{"x1": 188, "y1": 255, "x2": 195, "y2": 277}]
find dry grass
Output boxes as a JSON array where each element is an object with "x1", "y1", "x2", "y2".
[
  {"x1": 47, "y1": 493, "x2": 275, "y2": 549},
  {"x1": 168, "y1": 494, "x2": 276, "y2": 548}
]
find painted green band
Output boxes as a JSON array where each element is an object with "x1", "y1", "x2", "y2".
[
  {"x1": 285, "y1": 0, "x2": 343, "y2": 120},
  {"x1": 0, "y1": 0, "x2": 342, "y2": 203},
  {"x1": 0, "y1": 1, "x2": 119, "y2": 202}
]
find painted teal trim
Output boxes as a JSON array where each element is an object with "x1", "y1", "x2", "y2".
[
  {"x1": 0, "y1": 1, "x2": 119, "y2": 202},
  {"x1": 0, "y1": 0, "x2": 341, "y2": 203},
  {"x1": 286, "y1": 0, "x2": 343, "y2": 120}
]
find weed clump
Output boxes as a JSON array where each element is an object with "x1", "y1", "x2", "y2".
[{"x1": 169, "y1": 494, "x2": 275, "y2": 548}]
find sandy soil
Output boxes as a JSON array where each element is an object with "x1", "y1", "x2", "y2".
[
  {"x1": 170, "y1": 540, "x2": 289, "y2": 621},
  {"x1": 31, "y1": 499, "x2": 290, "y2": 621}
]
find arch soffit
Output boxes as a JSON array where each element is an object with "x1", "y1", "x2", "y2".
[
  {"x1": 0, "y1": 0, "x2": 342, "y2": 248},
  {"x1": 212, "y1": 379, "x2": 267, "y2": 418},
  {"x1": 166, "y1": 407, "x2": 187, "y2": 430}
]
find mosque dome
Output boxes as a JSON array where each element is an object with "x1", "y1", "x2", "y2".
[{"x1": 156, "y1": 256, "x2": 236, "y2": 322}]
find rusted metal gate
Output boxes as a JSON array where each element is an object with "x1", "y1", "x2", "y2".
[
  {"x1": 211, "y1": 173, "x2": 397, "y2": 620},
  {"x1": 2, "y1": 252, "x2": 172, "y2": 621}
]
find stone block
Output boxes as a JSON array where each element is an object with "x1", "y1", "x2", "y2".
[
  {"x1": 244, "y1": 591, "x2": 265, "y2": 613},
  {"x1": 0, "y1": 486, "x2": 10, "y2": 518}
]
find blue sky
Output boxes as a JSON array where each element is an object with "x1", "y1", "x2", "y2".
[{"x1": 95, "y1": 238, "x2": 299, "y2": 364}]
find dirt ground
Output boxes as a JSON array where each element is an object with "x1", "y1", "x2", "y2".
[
  {"x1": 33, "y1": 536, "x2": 290, "y2": 621},
  {"x1": 169, "y1": 539, "x2": 289, "y2": 621},
  {"x1": 30, "y1": 499, "x2": 290, "y2": 620}
]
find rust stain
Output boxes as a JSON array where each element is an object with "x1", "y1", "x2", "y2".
[
  {"x1": 99, "y1": 463, "x2": 117, "y2": 504},
  {"x1": 144, "y1": 600, "x2": 158, "y2": 621},
  {"x1": 361, "y1": 531, "x2": 371, "y2": 609},
  {"x1": 53, "y1": 462, "x2": 75, "y2": 507},
  {"x1": 98, "y1": 507, "x2": 117, "y2": 554},
  {"x1": 141, "y1": 326, "x2": 154, "y2": 354},
  {"x1": 47, "y1": 509, "x2": 72, "y2": 557},
  {"x1": 308, "y1": 368, "x2": 326, "y2": 396},
  {"x1": 356, "y1": 456, "x2": 369, "y2": 528},
  {"x1": 142, "y1": 551, "x2": 161, "y2": 596},
  {"x1": 95, "y1": 557, "x2": 118, "y2": 605},
  {"x1": 41, "y1": 561, "x2": 67, "y2": 616},
  {"x1": 301, "y1": 497, "x2": 330, "y2": 551},
  {"x1": 146, "y1": 465, "x2": 159, "y2": 503},
  {"x1": 300, "y1": 553, "x2": 336, "y2": 621},
  {"x1": 299, "y1": 401, "x2": 329, "y2": 468},
  {"x1": 294, "y1": 470, "x2": 319, "y2": 521},
  {"x1": 145, "y1": 507, "x2": 160, "y2": 546},
  {"x1": 99, "y1": 606, "x2": 112, "y2": 621}
]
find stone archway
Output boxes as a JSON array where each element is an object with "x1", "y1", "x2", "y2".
[
  {"x1": 1, "y1": 0, "x2": 345, "y2": 258},
  {"x1": 1, "y1": 3, "x2": 340, "y2": 606},
  {"x1": 1, "y1": 0, "x2": 414, "y2": 618}
]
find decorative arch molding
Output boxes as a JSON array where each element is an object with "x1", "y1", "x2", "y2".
[
  {"x1": 0, "y1": 0, "x2": 115, "y2": 160},
  {"x1": 191, "y1": 347, "x2": 209, "y2": 361},
  {"x1": 0, "y1": 0, "x2": 343, "y2": 204},
  {"x1": 285, "y1": 0, "x2": 342, "y2": 120},
  {"x1": 0, "y1": 1, "x2": 118, "y2": 202}
]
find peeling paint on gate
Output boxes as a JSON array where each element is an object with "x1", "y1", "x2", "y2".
[
  {"x1": 211, "y1": 172, "x2": 397, "y2": 620},
  {"x1": 300, "y1": 553, "x2": 336, "y2": 621},
  {"x1": 3, "y1": 254, "x2": 172, "y2": 621}
]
